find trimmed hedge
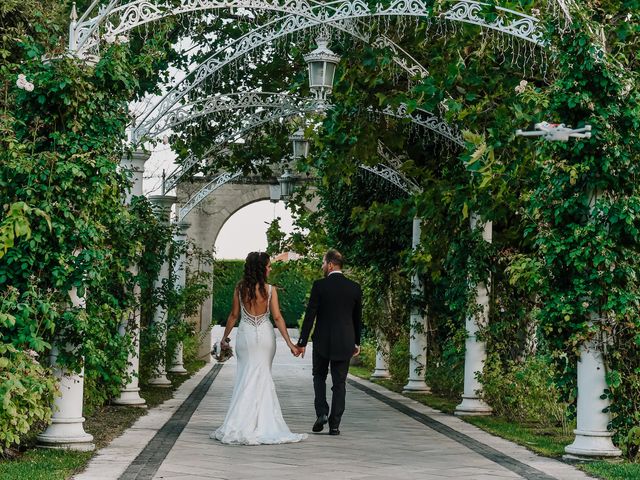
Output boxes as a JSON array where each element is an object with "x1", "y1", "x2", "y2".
[{"x1": 212, "y1": 260, "x2": 314, "y2": 328}]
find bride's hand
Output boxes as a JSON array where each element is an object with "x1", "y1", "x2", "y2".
[{"x1": 289, "y1": 344, "x2": 300, "y2": 357}]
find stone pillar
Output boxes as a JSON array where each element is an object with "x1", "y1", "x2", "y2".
[
  {"x1": 168, "y1": 221, "x2": 189, "y2": 374},
  {"x1": 456, "y1": 214, "x2": 493, "y2": 416},
  {"x1": 37, "y1": 287, "x2": 95, "y2": 451},
  {"x1": 370, "y1": 331, "x2": 390, "y2": 379},
  {"x1": 147, "y1": 194, "x2": 177, "y2": 387},
  {"x1": 403, "y1": 217, "x2": 430, "y2": 393},
  {"x1": 113, "y1": 150, "x2": 148, "y2": 406}
]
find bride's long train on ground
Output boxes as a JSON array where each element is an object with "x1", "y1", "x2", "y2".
[{"x1": 211, "y1": 287, "x2": 307, "y2": 445}]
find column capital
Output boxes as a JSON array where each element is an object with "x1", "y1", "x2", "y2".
[
  {"x1": 148, "y1": 194, "x2": 177, "y2": 222},
  {"x1": 120, "y1": 149, "x2": 150, "y2": 172}
]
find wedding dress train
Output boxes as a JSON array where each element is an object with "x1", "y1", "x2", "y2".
[{"x1": 211, "y1": 285, "x2": 307, "y2": 445}]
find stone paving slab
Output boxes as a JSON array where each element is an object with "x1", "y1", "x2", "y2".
[{"x1": 76, "y1": 332, "x2": 594, "y2": 480}]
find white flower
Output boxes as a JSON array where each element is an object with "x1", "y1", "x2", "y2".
[
  {"x1": 117, "y1": 35, "x2": 129, "y2": 44},
  {"x1": 16, "y1": 74, "x2": 34, "y2": 91},
  {"x1": 104, "y1": 34, "x2": 116, "y2": 44},
  {"x1": 162, "y1": 135, "x2": 169, "y2": 145},
  {"x1": 531, "y1": 8, "x2": 540, "y2": 16},
  {"x1": 515, "y1": 80, "x2": 528, "y2": 94}
]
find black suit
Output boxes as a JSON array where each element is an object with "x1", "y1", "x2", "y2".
[{"x1": 298, "y1": 272, "x2": 362, "y2": 429}]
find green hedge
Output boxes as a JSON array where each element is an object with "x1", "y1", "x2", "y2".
[{"x1": 212, "y1": 260, "x2": 315, "y2": 328}]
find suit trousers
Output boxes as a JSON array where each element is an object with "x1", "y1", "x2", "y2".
[{"x1": 312, "y1": 348, "x2": 350, "y2": 428}]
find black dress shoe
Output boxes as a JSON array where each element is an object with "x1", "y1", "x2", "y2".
[
  {"x1": 329, "y1": 427, "x2": 340, "y2": 436},
  {"x1": 312, "y1": 414, "x2": 328, "y2": 433}
]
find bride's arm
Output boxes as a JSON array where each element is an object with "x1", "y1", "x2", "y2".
[
  {"x1": 221, "y1": 287, "x2": 241, "y2": 345},
  {"x1": 270, "y1": 287, "x2": 298, "y2": 354}
]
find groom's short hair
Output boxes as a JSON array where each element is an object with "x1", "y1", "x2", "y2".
[{"x1": 324, "y1": 249, "x2": 344, "y2": 268}]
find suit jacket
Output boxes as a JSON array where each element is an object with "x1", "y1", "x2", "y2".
[{"x1": 298, "y1": 272, "x2": 363, "y2": 361}]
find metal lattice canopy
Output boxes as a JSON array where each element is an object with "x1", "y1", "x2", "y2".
[
  {"x1": 160, "y1": 91, "x2": 464, "y2": 192},
  {"x1": 72, "y1": 1, "x2": 544, "y2": 58},
  {"x1": 131, "y1": 15, "x2": 430, "y2": 143}
]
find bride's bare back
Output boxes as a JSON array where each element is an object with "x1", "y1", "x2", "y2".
[{"x1": 241, "y1": 284, "x2": 271, "y2": 316}]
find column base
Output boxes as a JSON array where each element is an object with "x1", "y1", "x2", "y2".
[
  {"x1": 168, "y1": 364, "x2": 188, "y2": 374},
  {"x1": 370, "y1": 369, "x2": 390, "y2": 379},
  {"x1": 563, "y1": 430, "x2": 622, "y2": 459},
  {"x1": 148, "y1": 374, "x2": 172, "y2": 387},
  {"x1": 402, "y1": 379, "x2": 431, "y2": 393},
  {"x1": 455, "y1": 396, "x2": 492, "y2": 416},
  {"x1": 37, "y1": 420, "x2": 95, "y2": 452},
  {"x1": 112, "y1": 387, "x2": 147, "y2": 407}
]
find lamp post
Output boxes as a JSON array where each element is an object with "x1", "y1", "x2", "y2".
[{"x1": 303, "y1": 35, "x2": 341, "y2": 101}]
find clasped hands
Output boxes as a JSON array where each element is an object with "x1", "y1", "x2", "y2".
[{"x1": 289, "y1": 343, "x2": 305, "y2": 358}]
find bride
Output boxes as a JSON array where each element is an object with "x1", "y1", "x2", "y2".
[{"x1": 211, "y1": 251, "x2": 307, "y2": 445}]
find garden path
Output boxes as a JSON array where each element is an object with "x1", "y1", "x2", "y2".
[{"x1": 75, "y1": 333, "x2": 592, "y2": 480}]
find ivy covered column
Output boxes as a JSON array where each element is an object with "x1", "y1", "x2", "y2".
[
  {"x1": 565, "y1": 190, "x2": 621, "y2": 459},
  {"x1": 403, "y1": 217, "x2": 430, "y2": 392},
  {"x1": 113, "y1": 150, "x2": 148, "y2": 406},
  {"x1": 168, "y1": 221, "x2": 190, "y2": 374},
  {"x1": 148, "y1": 194, "x2": 177, "y2": 387},
  {"x1": 370, "y1": 331, "x2": 390, "y2": 379},
  {"x1": 456, "y1": 214, "x2": 492, "y2": 416},
  {"x1": 37, "y1": 286, "x2": 95, "y2": 451}
]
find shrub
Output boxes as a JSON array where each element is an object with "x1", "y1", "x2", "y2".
[
  {"x1": 425, "y1": 338, "x2": 464, "y2": 399},
  {"x1": 388, "y1": 336, "x2": 410, "y2": 387},
  {"x1": 0, "y1": 344, "x2": 57, "y2": 453},
  {"x1": 479, "y1": 354, "x2": 569, "y2": 432}
]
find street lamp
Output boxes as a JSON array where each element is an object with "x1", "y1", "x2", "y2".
[
  {"x1": 289, "y1": 127, "x2": 309, "y2": 159},
  {"x1": 304, "y1": 35, "x2": 341, "y2": 100}
]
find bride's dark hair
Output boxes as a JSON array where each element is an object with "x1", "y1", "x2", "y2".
[{"x1": 237, "y1": 251, "x2": 270, "y2": 305}]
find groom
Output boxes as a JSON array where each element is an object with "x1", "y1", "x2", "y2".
[{"x1": 297, "y1": 249, "x2": 362, "y2": 436}]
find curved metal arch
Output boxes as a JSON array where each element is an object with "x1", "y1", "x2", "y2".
[
  {"x1": 141, "y1": 91, "x2": 319, "y2": 141},
  {"x1": 163, "y1": 92, "x2": 463, "y2": 192},
  {"x1": 73, "y1": 0, "x2": 543, "y2": 57},
  {"x1": 141, "y1": 90, "x2": 464, "y2": 149},
  {"x1": 132, "y1": 14, "x2": 429, "y2": 143},
  {"x1": 359, "y1": 140, "x2": 421, "y2": 195}
]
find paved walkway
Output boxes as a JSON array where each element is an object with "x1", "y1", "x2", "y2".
[{"x1": 75, "y1": 332, "x2": 592, "y2": 480}]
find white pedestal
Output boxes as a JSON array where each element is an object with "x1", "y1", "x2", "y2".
[
  {"x1": 370, "y1": 339, "x2": 390, "y2": 379},
  {"x1": 37, "y1": 346, "x2": 94, "y2": 451},
  {"x1": 168, "y1": 342, "x2": 188, "y2": 374},
  {"x1": 564, "y1": 334, "x2": 621, "y2": 459}
]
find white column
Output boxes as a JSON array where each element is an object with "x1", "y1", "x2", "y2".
[
  {"x1": 403, "y1": 217, "x2": 430, "y2": 393},
  {"x1": 456, "y1": 214, "x2": 492, "y2": 416},
  {"x1": 564, "y1": 189, "x2": 620, "y2": 458},
  {"x1": 168, "y1": 221, "x2": 189, "y2": 374},
  {"x1": 113, "y1": 150, "x2": 148, "y2": 406},
  {"x1": 564, "y1": 317, "x2": 621, "y2": 459},
  {"x1": 197, "y1": 260, "x2": 214, "y2": 363},
  {"x1": 147, "y1": 194, "x2": 177, "y2": 387},
  {"x1": 370, "y1": 331, "x2": 390, "y2": 379},
  {"x1": 37, "y1": 287, "x2": 95, "y2": 451}
]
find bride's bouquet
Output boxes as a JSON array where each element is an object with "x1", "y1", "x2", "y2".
[{"x1": 213, "y1": 338, "x2": 233, "y2": 363}]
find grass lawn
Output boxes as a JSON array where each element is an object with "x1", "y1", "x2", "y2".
[
  {"x1": 349, "y1": 366, "x2": 640, "y2": 480},
  {"x1": 0, "y1": 359, "x2": 206, "y2": 480}
]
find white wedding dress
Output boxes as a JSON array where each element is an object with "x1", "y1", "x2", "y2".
[{"x1": 211, "y1": 285, "x2": 307, "y2": 445}]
